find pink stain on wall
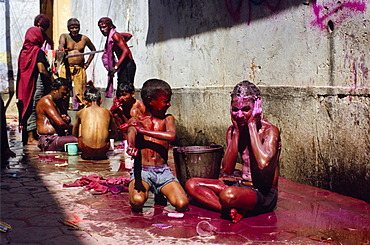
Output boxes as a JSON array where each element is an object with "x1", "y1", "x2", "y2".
[{"x1": 311, "y1": 0, "x2": 366, "y2": 30}]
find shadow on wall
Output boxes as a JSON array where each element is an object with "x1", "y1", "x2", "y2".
[{"x1": 146, "y1": 0, "x2": 312, "y2": 44}]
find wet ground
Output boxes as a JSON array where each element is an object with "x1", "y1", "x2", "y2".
[{"x1": 1, "y1": 117, "x2": 369, "y2": 245}]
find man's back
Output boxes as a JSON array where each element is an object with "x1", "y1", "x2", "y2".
[{"x1": 78, "y1": 105, "x2": 112, "y2": 148}]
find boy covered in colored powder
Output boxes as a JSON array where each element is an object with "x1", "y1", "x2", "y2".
[
  {"x1": 110, "y1": 83, "x2": 145, "y2": 139},
  {"x1": 126, "y1": 79, "x2": 188, "y2": 212},
  {"x1": 186, "y1": 81, "x2": 281, "y2": 223},
  {"x1": 73, "y1": 87, "x2": 117, "y2": 160}
]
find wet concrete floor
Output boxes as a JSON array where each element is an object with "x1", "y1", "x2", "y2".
[{"x1": 1, "y1": 117, "x2": 369, "y2": 244}]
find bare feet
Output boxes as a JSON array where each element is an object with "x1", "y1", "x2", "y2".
[
  {"x1": 230, "y1": 208, "x2": 244, "y2": 223},
  {"x1": 27, "y1": 131, "x2": 38, "y2": 145},
  {"x1": 27, "y1": 138, "x2": 39, "y2": 145}
]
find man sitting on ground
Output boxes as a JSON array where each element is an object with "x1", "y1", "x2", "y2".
[
  {"x1": 73, "y1": 87, "x2": 117, "y2": 160},
  {"x1": 36, "y1": 78, "x2": 77, "y2": 151}
]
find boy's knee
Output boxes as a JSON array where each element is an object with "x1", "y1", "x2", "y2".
[
  {"x1": 219, "y1": 187, "x2": 237, "y2": 207},
  {"x1": 174, "y1": 197, "x2": 189, "y2": 212},
  {"x1": 129, "y1": 194, "x2": 146, "y2": 208},
  {"x1": 185, "y1": 178, "x2": 200, "y2": 193}
]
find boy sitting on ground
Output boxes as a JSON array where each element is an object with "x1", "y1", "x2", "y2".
[
  {"x1": 110, "y1": 83, "x2": 145, "y2": 139},
  {"x1": 73, "y1": 87, "x2": 117, "y2": 160},
  {"x1": 185, "y1": 81, "x2": 281, "y2": 223},
  {"x1": 126, "y1": 79, "x2": 188, "y2": 212}
]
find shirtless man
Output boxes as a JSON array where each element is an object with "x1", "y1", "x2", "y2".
[
  {"x1": 72, "y1": 87, "x2": 117, "y2": 160},
  {"x1": 58, "y1": 18, "x2": 96, "y2": 109},
  {"x1": 110, "y1": 83, "x2": 145, "y2": 139},
  {"x1": 126, "y1": 79, "x2": 188, "y2": 212},
  {"x1": 98, "y1": 17, "x2": 136, "y2": 97},
  {"x1": 185, "y1": 81, "x2": 281, "y2": 223},
  {"x1": 36, "y1": 78, "x2": 78, "y2": 151}
]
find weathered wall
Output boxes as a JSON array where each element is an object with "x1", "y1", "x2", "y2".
[
  {"x1": 1, "y1": 0, "x2": 369, "y2": 201},
  {"x1": 0, "y1": 0, "x2": 40, "y2": 92},
  {"x1": 169, "y1": 85, "x2": 369, "y2": 202}
]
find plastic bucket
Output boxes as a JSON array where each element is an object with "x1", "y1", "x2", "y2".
[{"x1": 173, "y1": 145, "x2": 224, "y2": 187}]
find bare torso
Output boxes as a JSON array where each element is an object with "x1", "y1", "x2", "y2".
[
  {"x1": 61, "y1": 34, "x2": 92, "y2": 66},
  {"x1": 75, "y1": 105, "x2": 113, "y2": 148},
  {"x1": 236, "y1": 119, "x2": 280, "y2": 189},
  {"x1": 135, "y1": 114, "x2": 171, "y2": 166},
  {"x1": 36, "y1": 95, "x2": 70, "y2": 135}
]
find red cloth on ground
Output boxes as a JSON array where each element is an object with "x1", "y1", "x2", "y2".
[
  {"x1": 16, "y1": 26, "x2": 44, "y2": 126},
  {"x1": 63, "y1": 174, "x2": 130, "y2": 194}
]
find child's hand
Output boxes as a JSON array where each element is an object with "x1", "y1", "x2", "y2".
[
  {"x1": 111, "y1": 97, "x2": 123, "y2": 111},
  {"x1": 134, "y1": 180, "x2": 146, "y2": 193},
  {"x1": 61, "y1": 114, "x2": 71, "y2": 124},
  {"x1": 129, "y1": 120, "x2": 145, "y2": 133},
  {"x1": 119, "y1": 123, "x2": 129, "y2": 132},
  {"x1": 248, "y1": 98, "x2": 262, "y2": 124}
]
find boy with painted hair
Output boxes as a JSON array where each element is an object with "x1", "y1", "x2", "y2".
[
  {"x1": 126, "y1": 79, "x2": 188, "y2": 212},
  {"x1": 186, "y1": 81, "x2": 281, "y2": 223}
]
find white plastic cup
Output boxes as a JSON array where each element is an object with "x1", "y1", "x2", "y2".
[
  {"x1": 109, "y1": 139, "x2": 114, "y2": 151},
  {"x1": 196, "y1": 221, "x2": 217, "y2": 237}
]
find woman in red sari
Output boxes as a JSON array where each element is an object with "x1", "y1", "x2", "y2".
[{"x1": 16, "y1": 14, "x2": 52, "y2": 145}]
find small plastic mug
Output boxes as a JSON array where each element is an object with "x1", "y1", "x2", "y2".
[{"x1": 64, "y1": 143, "x2": 78, "y2": 155}]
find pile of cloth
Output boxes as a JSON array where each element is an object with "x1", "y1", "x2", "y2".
[{"x1": 63, "y1": 174, "x2": 130, "y2": 194}]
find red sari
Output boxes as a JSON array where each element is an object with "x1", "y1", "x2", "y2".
[{"x1": 16, "y1": 26, "x2": 44, "y2": 127}]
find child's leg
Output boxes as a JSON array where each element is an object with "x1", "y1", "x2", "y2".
[
  {"x1": 161, "y1": 181, "x2": 189, "y2": 212},
  {"x1": 128, "y1": 180, "x2": 150, "y2": 212}
]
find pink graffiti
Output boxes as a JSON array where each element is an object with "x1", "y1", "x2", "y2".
[{"x1": 311, "y1": 0, "x2": 366, "y2": 30}]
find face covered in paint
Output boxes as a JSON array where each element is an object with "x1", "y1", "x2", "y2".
[
  {"x1": 98, "y1": 23, "x2": 111, "y2": 37},
  {"x1": 149, "y1": 92, "x2": 172, "y2": 118},
  {"x1": 68, "y1": 24, "x2": 80, "y2": 37},
  {"x1": 230, "y1": 97, "x2": 256, "y2": 126},
  {"x1": 118, "y1": 91, "x2": 135, "y2": 104}
]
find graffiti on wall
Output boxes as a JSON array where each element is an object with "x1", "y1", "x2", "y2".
[
  {"x1": 225, "y1": 0, "x2": 281, "y2": 24},
  {"x1": 311, "y1": 0, "x2": 366, "y2": 30}
]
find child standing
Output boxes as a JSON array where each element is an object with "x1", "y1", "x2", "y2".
[{"x1": 126, "y1": 79, "x2": 188, "y2": 212}]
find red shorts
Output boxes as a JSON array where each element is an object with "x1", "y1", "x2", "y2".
[{"x1": 78, "y1": 137, "x2": 110, "y2": 160}]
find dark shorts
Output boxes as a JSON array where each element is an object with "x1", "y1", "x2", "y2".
[
  {"x1": 117, "y1": 59, "x2": 136, "y2": 87},
  {"x1": 38, "y1": 134, "x2": 78, "y2": 152},
  {"x1": 130, "y1": 164, "x2": 179, "y2": 194},
  {"x1": 231, "y1": 181, "x2": 278, "y2": 214},
  {"x1": 78, "y1": 137, "x2": 110, "y2": 160}
]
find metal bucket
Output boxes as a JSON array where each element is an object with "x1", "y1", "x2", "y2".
[{"x1": 173, "y1": 145, "x2": 224, "y2": 187}]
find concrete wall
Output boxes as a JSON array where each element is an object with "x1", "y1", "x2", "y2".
[
  {"x1": 0, "y1": 0, "x2": 40, "y2": 92},
  {"x1": 1, "y1": 0, "x2": 369, "y2": 202}
]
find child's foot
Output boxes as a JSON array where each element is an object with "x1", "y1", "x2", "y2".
[
  {"x1": 27, "y1": 138, "x2": 38, "y2": 145},
  {"x1": 230, "y1": 208, "x2": 244, "y2": 223}
]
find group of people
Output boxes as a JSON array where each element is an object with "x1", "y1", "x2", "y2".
[
  {"x1": 6, "y1": 14, "x2": 282, "y2": 224},
  {"x1": 15, "y1": 15, "x2": 135, "y2": 145}
]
